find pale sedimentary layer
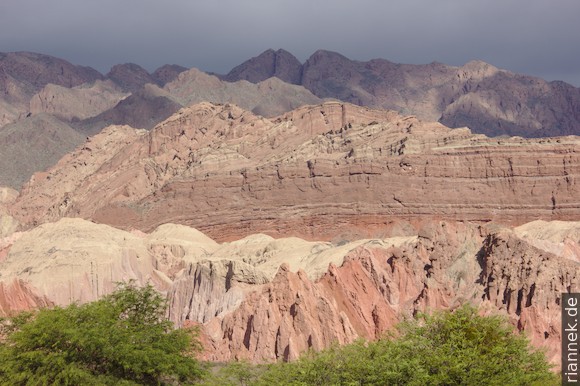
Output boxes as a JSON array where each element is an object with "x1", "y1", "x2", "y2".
[{"x1": 0, "y1": 218, "x2": 578, "y2": 367}]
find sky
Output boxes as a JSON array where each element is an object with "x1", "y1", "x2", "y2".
[{"x1": 1, "y1": 0, "x2": 579, "y2": 86}]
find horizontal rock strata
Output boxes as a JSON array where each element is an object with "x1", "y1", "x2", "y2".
[{"x1": 9, "y1": 102, "x2": 580, "y2": 242}]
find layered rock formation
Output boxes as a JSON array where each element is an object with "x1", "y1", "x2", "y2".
[
  {"x1": 0, "y1": 218, "x2": 577, "y2": 367},
  {"x1": 224, "y1": 49, "x2": 580, "y2": 137},
  {"x1": 10, "y1": 101, "x2": 580, "y2": 241},
  {"x1": 1, "y1": 51, "x2": 580, "y2": 371},
  {"x1": 0, "y1": 52, "x2": 322, "y2": 188},
  {"x1": 3, "y1": 49, "x2": 580, "y2": 190}
]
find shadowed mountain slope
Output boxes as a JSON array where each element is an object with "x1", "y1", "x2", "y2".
[
  {"x1": 0, "y1": 114, "x2": 84, "y2": 188},
  {"x1": 224, "y1": 49, "x2": 580, "y2": 138}
]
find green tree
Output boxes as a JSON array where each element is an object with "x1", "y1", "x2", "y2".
[
  {"x1": 256, "y1": 304, "x2": 558, "y2": 386},
  {"x1": 0, "y1": 282, "x2": 204, "y2": 385}
]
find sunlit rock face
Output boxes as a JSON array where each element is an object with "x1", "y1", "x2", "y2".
[{"x1": 10, "y1": 101, "x2": 580, "y2": 241}]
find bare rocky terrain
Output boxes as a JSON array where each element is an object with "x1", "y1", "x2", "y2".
[
  {"x1": 0, "y1": 216, "x2": 577, "y2": 367},
  {"x1": 0, "y1": 52, "x2": 322, "y2": 188},
  {"x1": 1, "y1": 50, "x2": 580, "y2": 370},
  {"x1": 9, "y1": 101, "x2": 579, "y2": 240},
  {"x1": 224, "y1": 49, "x2": 580, "y2": 138},
  {"x1": 2, "y1": 49, "x2": 580, "y2": 189},
  {"x1": 0, "y1": 113, "x2": 84, "y2": 188},
  {"x1": 0, "y1": 51, "x2": 103, "y2": 126}
]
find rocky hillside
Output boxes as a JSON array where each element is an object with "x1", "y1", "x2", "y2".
[
  {"x1": 0, "y1": 51, "x2": 103, "y2": 126},
  {"x1": 163, "y1": 68, "x2": 322, "y2": 118},
  {"x1": 0, "y1": 52, "x2": 322, "y2": 189},
  {"x1": 222, "y1": 48, "x2": 303, "y2": 85},
  {"x1": 3, "y1": 49, "x2": 580, "y2": 190},
  {"x1": 0, "y1": 114, "x2": 84, "y2": 188},
  {"x1": 0, "y1": 217, "x2": 577, "y2": 367},
  {"x1": 9, "y1": 101, "x2": 579, "y2": 241},
  {"x1": 223, "y1": 49, "x2": 580, "y2": 138},
  {"x1": 2, "y1": 99, "x2": 579, "y2": 369}
]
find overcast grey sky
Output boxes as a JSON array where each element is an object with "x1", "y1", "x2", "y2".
[{"x1": 1, "y1": 0, "x2": 579, "y2": 86}]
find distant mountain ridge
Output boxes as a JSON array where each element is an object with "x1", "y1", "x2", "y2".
[
  {"x1": 0, "y1": 51, "x2": 321, "y2": 188},
  {"x1": 221, "y1": 49, "x2": 580, "y2": 138},
  {"x1": 2, "y1": 49, "x2": 580, "y2": 190}
]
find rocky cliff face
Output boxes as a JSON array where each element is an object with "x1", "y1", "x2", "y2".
[
  {"x1": 10, "y1": 101, "x2": 579, "y2": 241},
  {"x1": 0, "y1": 218, "x2": 577, "y2": 366}
]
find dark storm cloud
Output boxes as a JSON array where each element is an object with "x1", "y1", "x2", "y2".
[{"x1": 1, "y1": 0, "x2": 579, "y2": 85}]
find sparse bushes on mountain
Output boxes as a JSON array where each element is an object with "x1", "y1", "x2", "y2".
[{"x1": 0, "y1": 282, "x2": 204, "y2": 385}]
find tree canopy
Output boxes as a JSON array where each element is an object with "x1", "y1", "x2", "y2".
[
  {"x1": 0, "y1": 282, "x2": 204, "y2": 385},
  {"x1": 211, "y1": 304, "x2": 557, "y2": 386}
]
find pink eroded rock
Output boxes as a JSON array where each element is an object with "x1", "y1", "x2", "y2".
[
  {"x1": 0, "y1": 278, "x2": 52, "y2": 316},
  {"x1": 9, "y1": 102, "x2": 580, "y2": 243}
]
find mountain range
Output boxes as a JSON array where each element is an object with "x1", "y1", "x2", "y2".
[
  {"x1": 1, "y1": 48, "x2": 580, "y2": 188},
  {"x1": 1, "y1": 49, "x2": 580, "y2": 370}
]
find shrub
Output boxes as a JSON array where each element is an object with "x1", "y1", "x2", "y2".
[
  {"x1": 0, "y1": 282, "x2": 204, "y2": 385},
  {"x1": 255, "y1": 304, "x2": 557, "y2": 385}
]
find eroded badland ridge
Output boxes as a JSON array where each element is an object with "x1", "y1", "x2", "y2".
[
  {"x1": 0, "y1": 216, "x2": 579, "y2": 366},
  {"x1": 1, "y1": 50, "x2": 580, "y2": 369},
  {"x1": 9, "y1": 101, "x2": 579, "y2": 240}
]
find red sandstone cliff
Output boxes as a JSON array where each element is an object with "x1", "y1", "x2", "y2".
[
  {"x1": 9, "y1": 101, "x2": 580, "y2": 241},
  {"x1": 0, "y1": 218, "x2": 577, "y2": 366}
]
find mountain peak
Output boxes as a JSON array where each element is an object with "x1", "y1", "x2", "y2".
[
  {"x1": 307, "y1": 49, "x2": 350, "y2": 61},
  {"x1": 106, "y1": 63, "x2": 155, "y2": 92},
  {"x1": 151, "y1": 64, "x2": 188, "y2": 86},
  {"x1": 222, "y1": 48, "x2": 302, "y2": 84}
]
